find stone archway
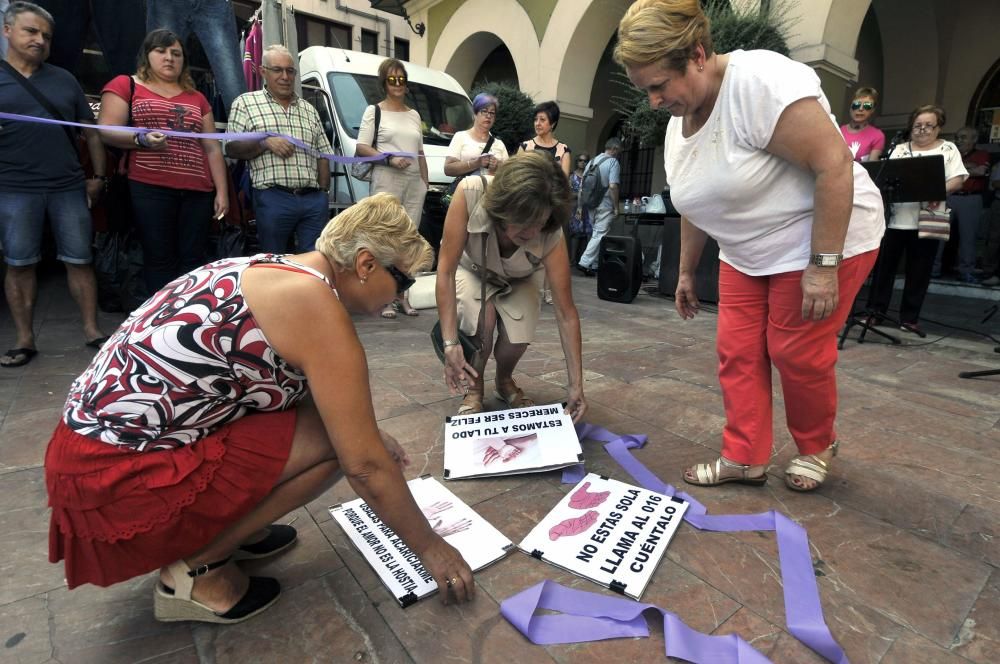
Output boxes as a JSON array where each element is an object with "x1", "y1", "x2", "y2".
[{"x1": 428, "y1": 0, "x2": 539, "y2": 94}]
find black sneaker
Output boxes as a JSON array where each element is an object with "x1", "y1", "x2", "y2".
[{"x1": 576, "y1": 264, "x2": 596, "y2": 277}]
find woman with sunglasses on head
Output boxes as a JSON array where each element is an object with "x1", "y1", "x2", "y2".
[
  {"x1": 98, "y1": 28, "x2": 229, "y2": 294},
  {"x1": 45, "y1": 194, "x2": 476, "y2": 623},
  {"x1": 840, "y1": 87, "x2": 885, "y2": 162},
  {"x1": 435, "y1": 152, "x2": 587, "y2": 422},
  {"x1": 356, "y1": 58, "x2": 428, "y2": 318},
  {"x1": 866, "y1": 105, "x2": 968, "y2": 335}
]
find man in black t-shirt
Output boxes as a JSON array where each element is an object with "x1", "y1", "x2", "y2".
[{"x1": 0, "y1": 2, "x2": 107, "y2": 367}]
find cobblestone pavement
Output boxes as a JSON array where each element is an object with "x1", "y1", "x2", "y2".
[{"x1": 1, "y1": 271, "x2": 998, "y2": 663}]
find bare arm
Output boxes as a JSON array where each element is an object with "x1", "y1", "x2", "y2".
[
  {"x1": 434, "y1": 186, "x2": 478, "y2": 392},
  {"x1": 245, "y1": 272, "x2": 474, "y2": 602},
  {"x1": 542, "y1": 239, "x2": 587, "y2": 422},
  {"x1": 419, "y1": 152, "x2": 429, "y2": 185},
  {"x1": 766, "y1": 97, "x2": 854, "y2": 321},
  {"x1": 674, "y1": 216, "x2": 708, "y2": 319},
  {"x1": 200, "y1": 113, "x2": 229, "y2": 216},
  {"x1": 225, "y1": 138, "x2": 267, "y2": 160},
  {"x1": 868, "y1": 148, "x2": 883, "y2": 161},
  {"x1": 560, "y1": 151, "x2": 572, "y2": 178},
  {"x1": 317, "y1": 158, "x2": 330, "y2": 190},
  {"x1": 945, "y1": 175, "x2": 966, "y2": 195},
  {"x1": 83, "y1": 126, "x2": 106, "y2": 175},
  {"x1": 444, "y1": 156, "x2": 483, "y2": 177},
  {"x1": 96, "y1": 91, "x2": 138, "y2": 150}
]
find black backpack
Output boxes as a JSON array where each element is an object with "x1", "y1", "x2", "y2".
[{"x1": 578, "y1": 154, "x2": 611, "y2": 210}]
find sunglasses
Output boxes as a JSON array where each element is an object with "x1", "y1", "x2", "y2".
[
  {"x1": 850, "y1": 101, "x2": 874, "y2": 111},
  {"x1": 386, "y1": 264, "x2": 415, "y2": 294},
  {"x1": 262, "y1": 66, "x2": 297, "y2": 76},
  {"x1": 386, "y1": 75, "x2": 407, "y2": 86}
]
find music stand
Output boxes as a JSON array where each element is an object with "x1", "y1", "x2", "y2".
[{"x1": 838, "y1": 155, "x2": 947, "y2": 349}]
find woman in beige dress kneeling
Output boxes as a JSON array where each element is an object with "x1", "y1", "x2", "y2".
[{"x1": 434, "y1": 152, "x2": 587, "y2": 421}]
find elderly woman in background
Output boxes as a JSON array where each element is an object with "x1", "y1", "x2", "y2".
[
  {"x1": 435, "y1": 152, "x2": 586, "y2": 422},
  {"x1": 98, "y1": 28, "x2": 228, "y2": 294},
  {"x1": 519, "y1": 101, "x2": 572, "y2": 305},
  {"x1": 46, "y1": 194, "x2": 474, "y2": 624},
  {"x1": 445, "y1": 92, "x2": 508, "y2": 182},
  {"x1": 356, "y1": 57, "x2": 427, "y2": 318},
  {"x1": 617, "y1": 0, "x2": 884, "y2": 491},
  {"x1": 839, "y1": 86, "x2": 885, "y2": 162},
  {"x1": 866, "y1": 105, "x2": 968, "y2": 334}
]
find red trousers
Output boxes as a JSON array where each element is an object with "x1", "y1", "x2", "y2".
[{"x1": 716, "y1": 250, "x2": 877, "y2": 465}]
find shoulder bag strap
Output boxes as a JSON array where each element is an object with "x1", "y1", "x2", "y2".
[
  {"x1": 475, "y1": 174, "x2": 489, "y2": 355},
  {"x1": 372, "y1": 104, "x2": 381, "y2": 150},
  {"x1": 127, "y1": 76, "x2": 135, "y2": 126},
  {"x1": 0, "y1": 60, "x2": 77, "y2": 150},
  {"x1": 481, "y1": 135, "x2": 495, "y2": 155}
]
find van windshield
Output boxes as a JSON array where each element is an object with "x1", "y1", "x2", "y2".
[{"x1": 328, "y1": 72, "x2": 474, "y2": 147}]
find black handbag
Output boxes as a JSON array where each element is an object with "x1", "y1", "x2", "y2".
[{"x1": 431, "y1": 228, "x2": 489, "y2": 366}]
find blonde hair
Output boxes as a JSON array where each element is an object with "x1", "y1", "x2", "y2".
[
  {"x1": 852, "y1": 86, "x2": 879, "y2": 106},
  {"x1": 315, "y1": 193, "x2": 433, "y2": 274},
  {"x1": 481, "y1": 152, "x2": 571, "y2": 234},
  {"x1": 614, "y1": 0, "x2": 713, "y2": 72}
]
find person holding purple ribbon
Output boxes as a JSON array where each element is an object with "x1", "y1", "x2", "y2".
[
  {"x1": 617, "y1": 0, "x2": 884, "y2": 491},
  {"x1": 225, "y1": 45, "x2": 333, "y2": 255},
  {"x1": 0, "y1": 1, "x2": 108, "y2": 368},
  {"x1": 97, "y1": 28, "x2": 229, "y2": 295},
  {"x1": 356, "y1": 57, "x2": 429, "y2": 319}
]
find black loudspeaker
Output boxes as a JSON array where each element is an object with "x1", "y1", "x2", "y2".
[
  {"x1": 597, "y1": 235, "x2": 643, "y2": 303},
  {"x1": 658, "y1": 221, "x2": 721, "y2": 302}
]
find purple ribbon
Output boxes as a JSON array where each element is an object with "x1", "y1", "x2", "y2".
[
  {"x1": 501, "y1": 580, "x2": 770, "y2": 664},
  {"x1": 0, "y1": 111, "x2": 419, "y2": 163},
  {"x1": 514, "y1": 424, "x2": 849, "y2": 664}
]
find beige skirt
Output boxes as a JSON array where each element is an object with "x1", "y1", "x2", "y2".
[{"x1": 455, "y1": 266, "x2": 543, "y2": 344}]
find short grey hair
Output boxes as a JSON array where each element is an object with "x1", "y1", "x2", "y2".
[
  {"x1": 262, "y1": 44, "x2": 293, "y2": 67},
  {"x1": 3, "y1": 1, "x2": 54, "y2": 29},
  {"x1": 955, "y1": 126, "x2": 978, "y2": 139},
  {"x1": 605, "y1": 137, "x2": 623, "y2": 151}
]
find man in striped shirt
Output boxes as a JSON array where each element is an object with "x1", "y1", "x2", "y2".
[{"x1": 226, "y1": 44, "x2": 331, "y2": 253}]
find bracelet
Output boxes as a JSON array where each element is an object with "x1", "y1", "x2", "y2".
[
  {"x1": 132, "y1": 132, "x2": 149, "y2": 148},
  {"x1": 442, "y1": 339, "x2": 461, "y2": 348}
]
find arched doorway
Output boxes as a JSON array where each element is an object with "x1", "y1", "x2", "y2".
[
  {"x1": 472, "y1": 45, "x2": 518, "y2": 89},
  {"x1": 970, "y1": 57, "x2": 1000, "y2": 143}
]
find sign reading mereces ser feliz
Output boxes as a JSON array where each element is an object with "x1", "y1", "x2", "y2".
[{"x1": 518, "y1": 473, "x2": 689, "y2": 600}]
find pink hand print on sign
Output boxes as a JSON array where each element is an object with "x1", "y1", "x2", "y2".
[
  {"x1": 568, "y1": 481, "x2": 610, "y2": 509},
  {"x1": 548, "y1": 510, "x2": 599, "y2": 541}
]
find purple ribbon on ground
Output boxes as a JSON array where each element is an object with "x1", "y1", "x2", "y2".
[
  {"x1": 514, "y1": 424, "x2": 849, "y2": 664},
  {"x1": 502, "y1": 580, "x2": 770, "y2": 664},
  {"x1": 0, "y1": 111, "x2": 419, "y2": 163}
]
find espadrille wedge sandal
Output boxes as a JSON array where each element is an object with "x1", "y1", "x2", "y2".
[{"x1": 153, "y1": 558, "x2": 280, "y2": 624}]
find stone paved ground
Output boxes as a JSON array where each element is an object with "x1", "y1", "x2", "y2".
[{"x1": 1, "y1": 270, "x2": 998, "y2": 664}]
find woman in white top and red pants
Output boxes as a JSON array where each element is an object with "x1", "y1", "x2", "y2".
[{"x1": 617, "y1": 0, "x2": 885, "y2": 492}]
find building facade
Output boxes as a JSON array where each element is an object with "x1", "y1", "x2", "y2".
[{"x1": 398, "y1": 0, "x2": 1000, "y2": 194}]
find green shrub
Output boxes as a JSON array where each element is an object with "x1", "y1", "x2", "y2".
[
  {"x1": 613, "y1": 1, "x2": 795, "y2": 147},
  {"x1": 471, "y1": 81, "x2": 536, "y2": 154}
]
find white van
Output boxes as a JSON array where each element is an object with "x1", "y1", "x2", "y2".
[{"x1": 298, "y1": 48, "x2": 473, "y2": 248}]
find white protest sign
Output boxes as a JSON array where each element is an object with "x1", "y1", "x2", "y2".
[
  {"x1": 518, "y1": 473, "x2": 689, "y2": 600},
  {"x1": 444, "y1": 403, "x2": 582, "y2": 480},
  {"x1": 330, "y1": 476, "x2": 513, "y2": 607}
]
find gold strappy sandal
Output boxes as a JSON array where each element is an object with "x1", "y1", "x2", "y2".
[
  {"x1": 683, "y1": 456, "x2": 768, "y2": 487},
  {"x1": 785, "y1": 440, "x2": 839, "y2": 492}
]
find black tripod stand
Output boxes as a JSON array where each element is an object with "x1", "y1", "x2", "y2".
[
  {"x1": 839, "y1": 155, "x2": 946, "y2": 349},
  {"x1": 959, "y1": 347, "x2": 1000, "y2": 379}
]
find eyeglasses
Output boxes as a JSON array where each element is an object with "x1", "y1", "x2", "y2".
[
  {"x1": 386, "y1": 75, "x2": 407, "y2": 86},
  {"x1": 385, "y1": 264, "x2": 415, "y2": 294},
  {"x1": 478, "y1": 110, "x2": 496, "y2": 117},
  {"x1": 851, "y1": 101, "x2": 874, "y2": 111},
  {"x1": 262, "y1": 66, "x2": 297, "y2": 76},
  {"x1": 912, "y1": 123, "x2": 938, "y2": 132}
]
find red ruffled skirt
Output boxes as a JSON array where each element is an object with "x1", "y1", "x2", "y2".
[{"x1": 46, "y1": 409, "x2": 296, "y2": 589}]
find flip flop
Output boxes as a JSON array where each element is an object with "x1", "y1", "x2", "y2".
[
  {"x1": 400, "y1": 305, "x2": 419, "y2": 317},
  {"x1": 1, "y1": 348, "x2": 37, "y2": 368},
  {"x1": 85, "y1": 336, "x2": 111, "y2": 349}
]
